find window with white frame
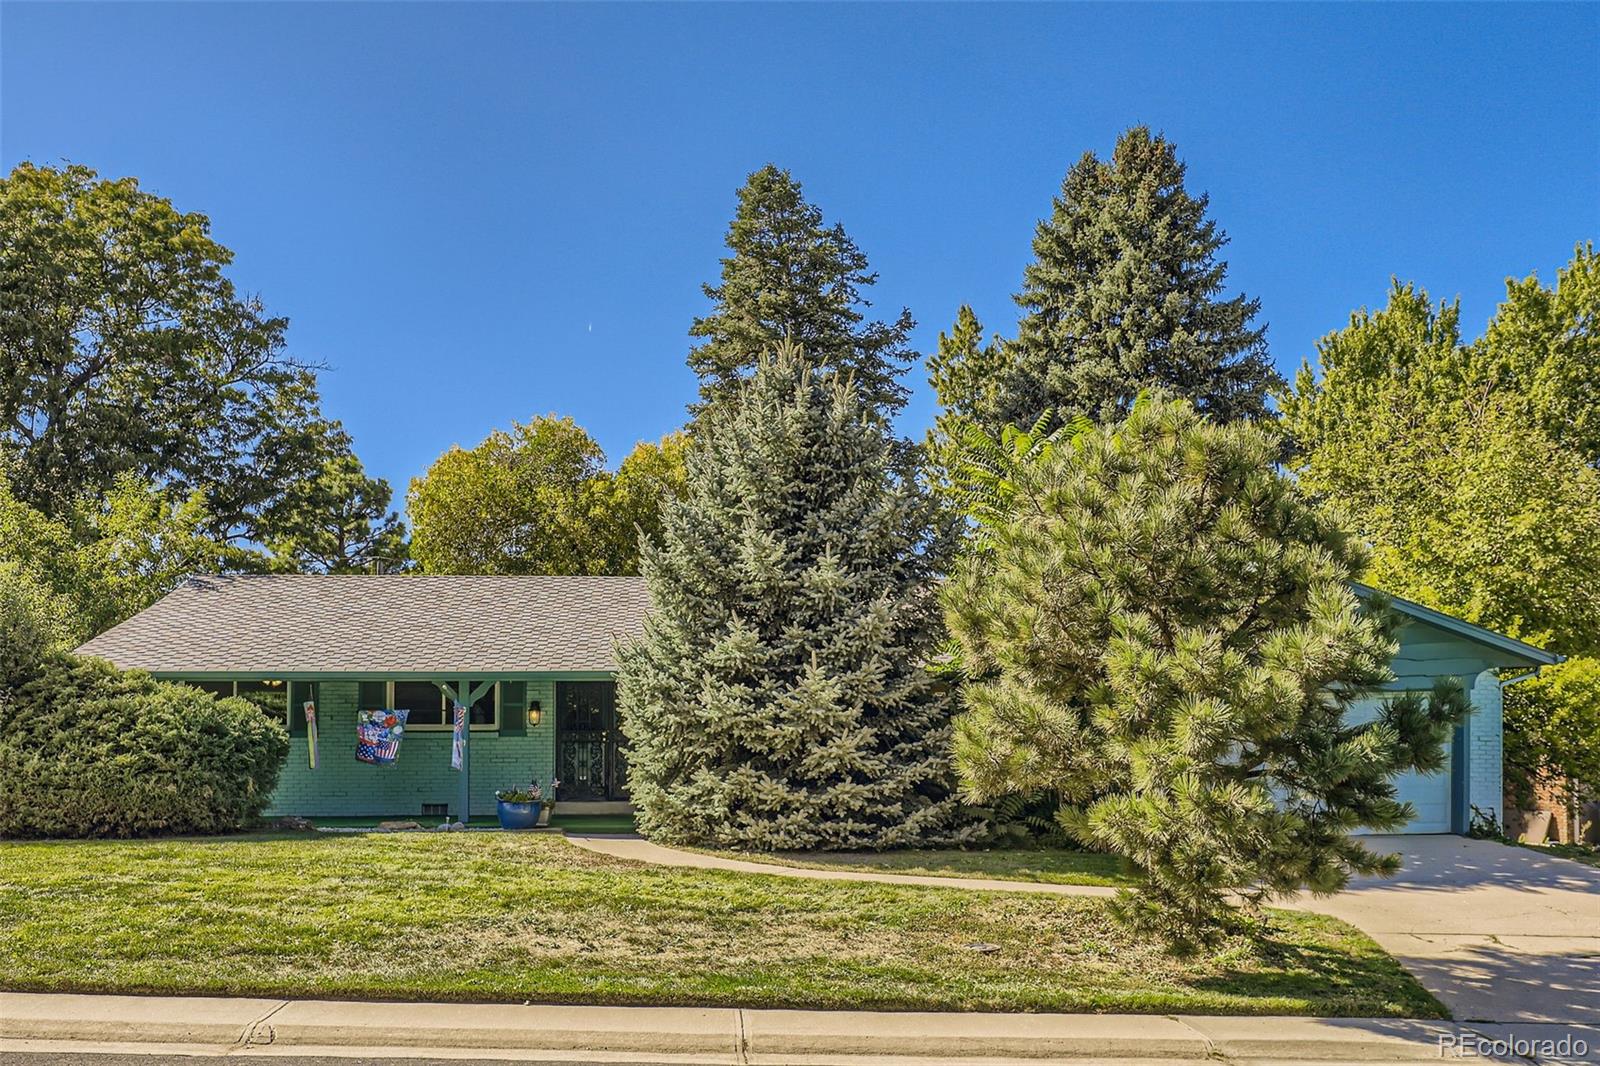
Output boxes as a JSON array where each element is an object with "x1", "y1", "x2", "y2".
[{"x1": 358, "y1": 680, "x2": 499, "y2": 729}]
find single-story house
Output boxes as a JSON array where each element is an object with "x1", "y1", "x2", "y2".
[
  {"x1": 77, "y1": 575, "x2": 649, "y2": 822},
  {"x1": 76, "y1": 574, "x2": 1561, "y2": 832}
]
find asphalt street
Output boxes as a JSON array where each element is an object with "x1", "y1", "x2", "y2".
[{"x1": 2, "y1": 1057, "x2": 710, "y2": 1066}]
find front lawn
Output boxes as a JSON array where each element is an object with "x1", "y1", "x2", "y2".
[
  {"x1": 694, "y1": 845, "x2": 1136, "y2": 887},
  {"x1": 1516, "y1": 839, "x2": 1600, "y2": 869},
  {"x1": 0, "y1": 833, "x2": 1443, "y2": 1017}
]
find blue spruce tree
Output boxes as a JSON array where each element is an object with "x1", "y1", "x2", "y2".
[{"x1": 618, "y1": 344, "x2": 971, "y2": 849}]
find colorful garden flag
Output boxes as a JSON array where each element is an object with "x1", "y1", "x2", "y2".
[
  {"x1": 450, "y1": 703, "x2": 466, "y2": 770},
  {"x1": 356, "y1": 708, "x2": 409, "y2": 765},
  {"x1": 303, "y1": 700, "x2": 319, "y2": 769}
]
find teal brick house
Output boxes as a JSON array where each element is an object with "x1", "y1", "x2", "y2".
[
  {"x1": 77, "y1": 575, "x2": 647, "y2": 823},
  {"x1": 77, "y1": 573, "x2": 1559, "y2": 832}
]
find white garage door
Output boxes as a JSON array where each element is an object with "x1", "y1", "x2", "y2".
[
  {"x1": 1385, "y1": 763, "x2": 1453, "y2": 833},
  {"x1": 1347, "y1": 697, "x2": 1454, "y2": 834}
]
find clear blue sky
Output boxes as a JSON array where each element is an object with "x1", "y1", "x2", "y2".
[{"x1": 5, "y1": 3, "x2": 1597, "y2": 502}]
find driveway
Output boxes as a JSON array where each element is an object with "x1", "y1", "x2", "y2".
[{"x1": 1286, "y1": 835, "x2": 1600, "y2": 1023}]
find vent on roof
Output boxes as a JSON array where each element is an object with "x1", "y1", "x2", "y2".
[{"x1": 421, "y1": 803, "x2": 448, "y2": 818}]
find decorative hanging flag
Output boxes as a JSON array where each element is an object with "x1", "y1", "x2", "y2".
[
  {"x1": 356, "y1": 707, "x2": 409, "y2": 765},
  {"x1": 450, "y1": 703, "x2": 467, "y2": 770},
  {"x1": 303, "y1": 700, "x2": 319, "y2": 769}
]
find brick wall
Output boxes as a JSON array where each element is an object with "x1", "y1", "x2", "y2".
[
  {"x1": 267, "y1": 679, "x2": 556, "y2": 819},
  {"x1": 1466, "y1": 669, "x2": 1502, "y2": 827}
]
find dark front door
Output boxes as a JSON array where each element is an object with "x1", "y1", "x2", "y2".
[{"x1": 555, "y1": 681, "x2": 628, "y2": 801}]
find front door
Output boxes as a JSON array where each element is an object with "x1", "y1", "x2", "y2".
[{"x1": 554, "y1": 681, "x2": 628, "y2": 801}]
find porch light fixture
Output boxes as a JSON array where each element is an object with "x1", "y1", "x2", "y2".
[{"x1": 527, "y1": 700, "x2": 542, "y2": 728}]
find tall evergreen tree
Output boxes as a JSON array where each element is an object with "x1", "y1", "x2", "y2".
[
  {"x1": 264, "y1": 452, "x2": 408, "y2": 574},
  {"x1": 924, "y1": 305, "x2": 1007, "y2": 491},
  {"x1": 688, "y1": 166, "x2": 915, "y2": 419},
  {"x1": 618, "y1": 343, "x2": 970, "y2": 849},
  {"x1": 995, "y1": 128, "x2": 1279, "y2": 428},
  {"x1": 944, "y1": 398, "x2": 1467, "y2": 952}
]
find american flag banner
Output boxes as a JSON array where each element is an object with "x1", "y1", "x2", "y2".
[
  {"x1": 356, "y1": 707, "x2": 409, "y2": 765},
  {"x1": 303, "y1": 701, "x2": 319, "y2": 769}
]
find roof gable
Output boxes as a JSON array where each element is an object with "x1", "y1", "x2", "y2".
[{"x1": 1352, "y1": 583, "x2": 1563, "y2": 670}]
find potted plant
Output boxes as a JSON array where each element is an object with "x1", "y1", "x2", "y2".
[{"x1": 495, "y1": 783, "x2": 545, "y2": 830}]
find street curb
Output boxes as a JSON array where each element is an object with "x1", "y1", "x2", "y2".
[
  {"x1": 740, "y1": 1010, "x2": 1208, "y2": 1059},
  {"x1": 249, "y1": 1000, "x2": 741, "y2": 1054},
  {"x1": 3, "y1": 993, "x2": 1596, "y2": 1062},
  {"x1": 0, "y1": 992, "x2": 286, "y2": 1047}
]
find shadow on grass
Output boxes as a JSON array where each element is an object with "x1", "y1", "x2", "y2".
[{"x1": 1192, "y1": 925, "x2": 1451, "y2": 1019}]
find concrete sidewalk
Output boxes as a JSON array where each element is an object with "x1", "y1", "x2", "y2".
[{"x1": 4, "y1": 992, "x2": 1598, "y2": 1063}]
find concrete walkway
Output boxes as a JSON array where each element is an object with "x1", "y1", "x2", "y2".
[
  {"x1": 6, "y1": 991, "x2": 1597, "y2": 1063},
  {"x1": 564, "y1": 834, "x2": 1121, "y2": 896},
  {"x1": 567, "y1": 833, "x2": 1600, "y2": 1025}
]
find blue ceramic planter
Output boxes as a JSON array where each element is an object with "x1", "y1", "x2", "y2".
[{"x1": 496, "y1": 799, "x2": 543, "y2": 830}]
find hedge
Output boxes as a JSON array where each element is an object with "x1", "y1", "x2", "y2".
[{"x1": 0, "y1": 653, "x2": 289, "y2": 838}]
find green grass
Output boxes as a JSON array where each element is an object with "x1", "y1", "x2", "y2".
[
  {"x1": 0, "y1": 833, "x2": 1444, "y2": 1017},
  {"x1": 549, "y1": 813, "x2": 638, "y2": 834},
  {"x1": 691, "y1": 845, "x2": 1138, "y2": 887},
  {"x1": 1515, "y1": 839, "x2": 1600, "y2": 868}
]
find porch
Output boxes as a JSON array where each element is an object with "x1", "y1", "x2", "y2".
[{"x1": 169, "y1": 672, "x2": 632, "y2": 823}]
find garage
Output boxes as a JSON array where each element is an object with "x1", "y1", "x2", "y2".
[
  {"x1": 1348, "y1": 585, "x2": 1561, "y2": 835},
  {"x1": 1347, "y1": 696, "x2": 1454, "y2": 834}
]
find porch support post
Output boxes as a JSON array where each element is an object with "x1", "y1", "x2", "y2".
[
  {"x1": 435, "y1": 678, "x2": 496, "y2": 826},
  {"x1": 458, "y1": 673, "x2": 472, "y2": 825}
]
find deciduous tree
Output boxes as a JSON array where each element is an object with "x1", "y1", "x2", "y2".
[
  {"x1": 1281, "y1": 260, "x2": 1600, "y2": 826},
  {"x1": 0, "y1": 465, "x2": 233, "y2": 642},
  {"x1": 408, "y1": 415, "x2": 611, "y2": 576},
  {"x1": 0, "y1": 162, "x2": 348, "y2": 546},
  {"x1": 602, "y1": 432, "x2": 688, "y2": 568},
  {"x1": 1504, "y1": 659, "x2": 1600, "y2": 838}
]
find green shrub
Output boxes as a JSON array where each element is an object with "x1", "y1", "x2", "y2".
[
  {"x1": 1505, "y1": 656, "x2": 1600, "y2": 812},
  {"x1": 0, "y1": 654, "x2": 288, "y2": 838}
]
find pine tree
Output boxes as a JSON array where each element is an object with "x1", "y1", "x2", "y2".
[
  {"x1": 943, "y1": 397, "x2": 1468, "y2": 953},
  {"x1": 923, "y1": 305, "x2": 1008, "y2": 493},
  {"x1": 618, "y1": 343, "x2": 971, "y2": 849},
  {"x1": 688, "y1": 166, "x2": 915, "y2": 419},
  {"x1": 997, "y1": 128, "x2": 1279, "y2": 429}
]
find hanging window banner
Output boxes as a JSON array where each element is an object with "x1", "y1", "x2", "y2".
[
  {"x1": 450, "y1": 703, "x2": 467, "y2": 771},
  {"x1": 303, "y1": 700, "x2": 319, "y2": 770},
  {"x1": 356, "y1": 708, "x2": 409, "y2": 765}
]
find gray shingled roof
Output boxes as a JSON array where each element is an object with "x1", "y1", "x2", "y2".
[{"x1": 76, "y1": 574, "x2": 651, "y2": 675}]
